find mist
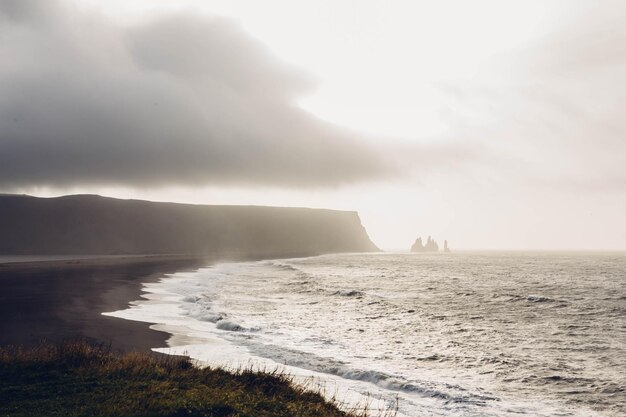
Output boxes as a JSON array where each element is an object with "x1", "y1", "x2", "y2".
[
  {"x1": 1, "y1": 0, "x2": 625, "y2": 250},
  {"x1": 0, "y1": 0, "x2": 396, "y2": 188}
]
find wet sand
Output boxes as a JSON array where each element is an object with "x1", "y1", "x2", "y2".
[{"x1": 0, "y1": 255, "x2": 210, "y2": 352}]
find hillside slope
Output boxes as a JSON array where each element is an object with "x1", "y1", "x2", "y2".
[{"x1": 0, "y1": 195, "x2": 378, "y2": 256}]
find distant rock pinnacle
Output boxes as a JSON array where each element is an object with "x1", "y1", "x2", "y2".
[{"x1": 411, "y1": 236, "x2": 450, "y2": 252}]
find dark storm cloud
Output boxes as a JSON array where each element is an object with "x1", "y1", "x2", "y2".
[{"x1": 0, "y1": 0, "x2": 397, "y2": 188}]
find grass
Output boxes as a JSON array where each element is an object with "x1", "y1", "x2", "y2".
[{"x1": 0, "y1": 341, "x2": 393, "y2": 417}]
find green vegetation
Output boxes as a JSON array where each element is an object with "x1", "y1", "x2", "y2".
[{"x1": 0, "y1": 341, "x2": 379, "y2": 417}]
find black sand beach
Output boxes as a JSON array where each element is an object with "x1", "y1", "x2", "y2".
[
  {"x1": 0, "y1": 255, "x2": 376, "y2": 417},
  {"x1": 0, "y1": 256, "x2": 209, "y2": 351},
  {"x1": 0, "y1": 254, "x2": 362, "y2": 417}
]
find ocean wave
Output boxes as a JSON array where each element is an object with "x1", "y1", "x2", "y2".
[
  {"x1": 286, "y1": 279, "x2": 311, "y2": 286},
  {"x1": 216, "y1": 319, "x2": 245, "y2": 331},
  {"x1": 269, "y1": 261, "x2": 299, "y2": 272},
  {"x1": 196, "y1": 313, "x2": 223, "y2": 323},
  {"x1": 499, "y1": 293, "x2": 561, "y2": 304},
  {"x1": 526, "y1": 295, "x2": 556, "y2": 303},
  {"x1": 243, "y1": 342, "x2": 495, "y2": 405},
  {"x1": 333, "y1": 289, "x2": 364, "y2": 297},
  {"x1": 415, "y1": 354, "x2": 442, "y2": 361},
  {"x1": 267, "y1": 261, "x2": 318, "y2": 285}
]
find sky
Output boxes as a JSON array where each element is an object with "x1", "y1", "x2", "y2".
[{"x1": 1, "y1": 0, "x2": 625, "y2": 250}]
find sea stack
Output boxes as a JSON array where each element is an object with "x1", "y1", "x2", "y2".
[
  {"x1": 444, "y1": 240, "x2": 451, "y2": 253},
  {"x1": 425, "y1": 236, "x2": 439, "y2": 252},
  {"x1": 411, "y1": 237, "x2": 425, "y2": 252},
  {"x1": 411, "y1": 236, "x2": 440, "y2": 252}
]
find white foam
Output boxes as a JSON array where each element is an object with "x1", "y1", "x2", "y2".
[
  {"x1": 215, "y1": 319, "x2": 244, "y2": 331},
  {"x1": 104, "y1": 263, "x2": 403, "y2": 416},
  {"x1": 104, "y1": 258, "x2": 606, "y2": 417}
]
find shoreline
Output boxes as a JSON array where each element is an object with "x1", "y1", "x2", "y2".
[
  {"x1": 107, "y1": 254, "x2": 611, "y2": 417},
  {"x1": 0, "y1": 253, "x2": 389, "y2": 416},
  {"x1": 104, "y1": 256, "x2": 403, "y2": 415},
  {"x1": 0, "y1": 253, "x2": 326, "y2": 352},
  {"x1": 0, "y1": 255, "x2": 211, "y2": 351}
]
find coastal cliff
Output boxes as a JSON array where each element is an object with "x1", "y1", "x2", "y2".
[{"x1": 0, "y1": 195, "x2": 379, "y2": 256}]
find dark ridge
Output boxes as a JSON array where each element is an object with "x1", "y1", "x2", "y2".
[{"x1": 0, "y1": 194, "x2": 379, "y2": 256}]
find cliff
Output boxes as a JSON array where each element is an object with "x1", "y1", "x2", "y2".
[{"x1": 0, "y1": 195, "x2": 379, "y2": 256}]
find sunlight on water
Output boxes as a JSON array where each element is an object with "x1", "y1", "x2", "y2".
[{"x1": 106, "y1": 252, "x2": 626, "y2": 416}]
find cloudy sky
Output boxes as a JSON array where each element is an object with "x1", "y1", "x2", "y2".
[{"x1": 1, "y1": 0, "x2": 625, "y2": 250}]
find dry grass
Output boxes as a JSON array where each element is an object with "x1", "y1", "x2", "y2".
[{"x1": 0, "y1": 340, "x2": 397, "y2": 417}]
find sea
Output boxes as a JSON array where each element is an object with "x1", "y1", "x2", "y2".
[{"x1": 105, "y1": 252, "x2": 626, "y2": 417}]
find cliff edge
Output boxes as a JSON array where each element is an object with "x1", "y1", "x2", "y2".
[{"x1": 0, "y1": 195, "x2": 379, "y2": 256}]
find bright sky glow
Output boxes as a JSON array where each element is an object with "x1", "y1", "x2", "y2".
[
  {"x1": 11, "y1": 0, "x2": 626, "y2": 250},
  {"x1": 75, "y1": 0, "x2": 551, "y2": 139}
]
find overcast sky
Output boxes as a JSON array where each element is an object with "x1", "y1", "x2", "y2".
[{"x1": 1, "y1": 0, "x2": 625, "y2": 250}]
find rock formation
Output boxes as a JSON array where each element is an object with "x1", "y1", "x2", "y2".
[
  {"x1": 411, "y1": 236, "x2": 449, "y2": 252},
  {"x1": 410, "y1": 237, "x2": 425, "y2": 252},
  {"x1": 425, "y1": 236, "x2": 439, "y2": 252}
]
